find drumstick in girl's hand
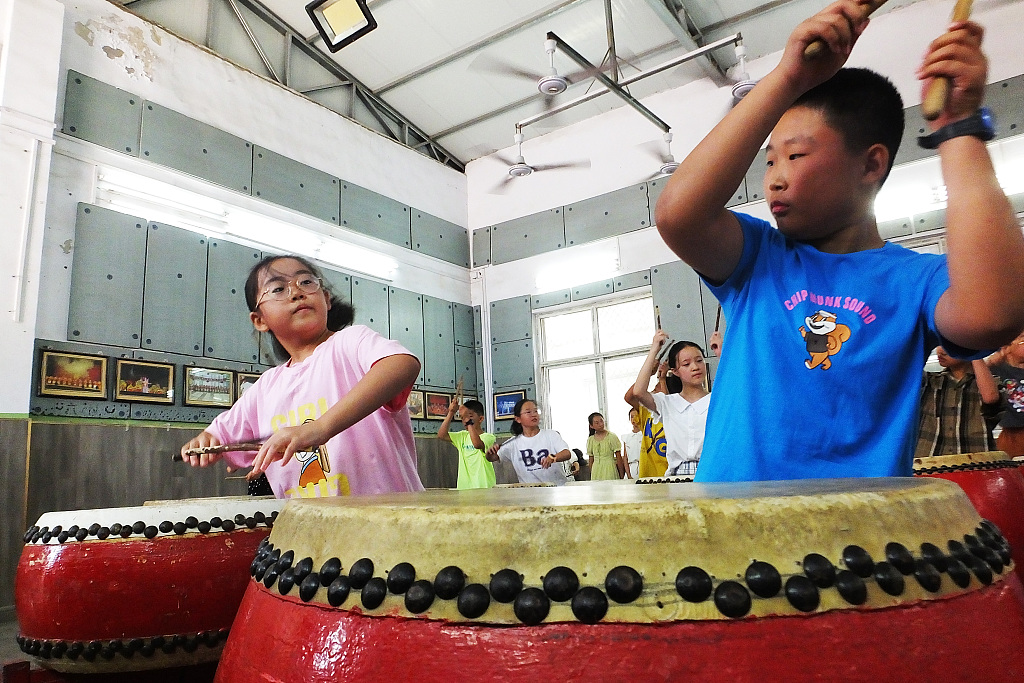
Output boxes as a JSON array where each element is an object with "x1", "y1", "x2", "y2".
[
  {"x1": 655, "y1": 305, "x2": 662, "y2": 330},
  {"x1": 803, "y1": 0, "x2": 890, "y2": 59},
  {"x1": 173, "y1": 442, "x2": 264, "y2": 461},
  {"x1": 921, "y1": 0, "x2": 975, "y2": 120}
]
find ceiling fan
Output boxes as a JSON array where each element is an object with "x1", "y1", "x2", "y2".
[
  {"x1": 636, "y1": 131, "x2": 680, "y2": 182},
  {"x1": 471, "y1": 38, "x2": 602, "y2": 111},
  {"x1": 489, "y1": 132, "x2": 591, "y2": 194}
]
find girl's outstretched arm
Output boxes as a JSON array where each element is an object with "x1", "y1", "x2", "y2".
[{"x1": 250, "y1": 354, "x2": 420, "y2": 475}]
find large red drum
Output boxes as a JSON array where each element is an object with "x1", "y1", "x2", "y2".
[
  {"x1": 216, "y1": 478, "x2": 1024, "y2": 682},
  {"x1": 914, "y1": 450, "x2": 1024, "y2": 582},
  {"x1": 15, "y1": 496, "x2": 283, "y2": 674}
]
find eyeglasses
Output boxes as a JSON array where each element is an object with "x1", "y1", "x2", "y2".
[{"x1": 256, "y1": 275, "x2": 323, "y2": 307}]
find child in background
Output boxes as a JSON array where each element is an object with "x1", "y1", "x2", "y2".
[
  {"x1": 633, "y1": 332, "x2": 711, "y2": 477},
  {"x1": 621, "y1": 407, "x2": 643, "y2": 479},
  {"x1": 624, "y1": 363, "x2": 670, "y2": 477},
  {"x1": 654, "y1": 2, "x2": 1024, "y2": 481},
  {"x1": 486, "y1": 399, "x2": 571, "y2": 485},
  {"x1": 586, "y1": 412, "x2": 623, "y2": 480},
  {"x1": 987, "y1": 332, "x2": 1024, "y2": 457},
  {"x1": 180, "y1": 255, "x2": 424, "y2": 498},
  {"x1": 437, "y1": 398, "x2": 496, "y2": 489}
]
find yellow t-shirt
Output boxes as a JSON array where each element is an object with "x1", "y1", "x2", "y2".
[{"x1": 637, "y1": 403, "x2": 669, "y2": 478}]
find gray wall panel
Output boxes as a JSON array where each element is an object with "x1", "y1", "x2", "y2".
[
  {"x1": 351, "y1": 277, "x2": 389, "y2": 337},
  {"x1": 473, "y1": 306, "x2": 483, "y2": 348},
  {"x1": 532, "y1": 290, "x2": 571, "y2": 309},
  {"x1": 651, "y1": 260, "x2": 706, "y2": 348},
  {"x1": 879, "y1": 217, "x2": 913, "y2": 240},
  {"x1": 252, "y1": 146, "x2": 340, "y2": 224},
  {"x1": 914, "y1": 208, "x2": 946, "y2": 234},
  {"x1": 489, "y1": 296, "x2": 532, "y2": 343},
  {"x1": 895, "y1": 104, "x2": 933, "y2": 166},
  {"x1": 412, "y1": 210, "x2": 470, "y2": 267},
  {"x1": 63, "y1": 71, "x2": 142, "y2": 155},
  {"x1": 455, "y1": 345, "x2": 478, "y2": 394},
  {"x1": 571, "y1": 279, "x2": 613, "y2": 301},
  {"x1": 564, "y1": 184, "x2": 650, "y2": 246},
  {"x1": 389, "y1": 288, "x2": 425, "y2": 385},
  {"x1": 141, "y1": 222, "x2": 209, "y2": 355},
  {"x1": 68, "y1": 204, "x2": 147, "y2": 347},
  {"x1": 204, "y1": 240, "x2": 262, "y2": 363},
  {"x1": 744, "y1": 147, "x2": 767, "y2": 203},
  {"x1": 141, "y1": 102, "x2": 253, "y2": 193},
  {"x1": 989, "y1": 75, "x2": 1024, "y2": 140},
  {"x1": 491, "y1": 339, "x2": 535, "y2": 389},
  {"x1": 342, "y1": 181, "x2": 411, "y2": 248},
  {"x1": 452, "y1": 302, "x2": 475, "y2": 347},
  {"x1": 320, "y1": 266, "x2": 353, "y2": 306},
  {"x1": 472, "y1": 227, "x2": 491, "y2": 266},
  {"x1": 423, "y1": 296, "x2": 455, "y2": 389},
  {"x1": 490, "y1": 209, "x2": 565, "y2": 264},
  {"x1": 614, "y1": 270, "x2": 651, "y2": 292}
]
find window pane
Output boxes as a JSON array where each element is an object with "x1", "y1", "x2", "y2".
[
  {"x1": 597, "y1": 298, "x2": 654, "y2": 353},
  {"x1": 603, "y1": 355, "x2": 647, "y2": 438},
  {"x1": 546, "y1": 363, "x2": 598, "y2": 452},
  {"x1": 542, "y1": 310, "x2": 594, "y2": 362}
]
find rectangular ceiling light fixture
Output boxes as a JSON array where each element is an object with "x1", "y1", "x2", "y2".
[{"x1": 306, "y1": 0, "x2": 377, "y2": 52}]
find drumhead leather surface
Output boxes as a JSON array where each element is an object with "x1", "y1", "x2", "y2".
[{"x1": 253, "y1": 477, "x2": 1013, "y2": 625}]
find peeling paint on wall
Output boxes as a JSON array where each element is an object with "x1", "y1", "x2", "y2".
[{"x1": 72, "y1": 14, "x2": 160, "y2": 82}]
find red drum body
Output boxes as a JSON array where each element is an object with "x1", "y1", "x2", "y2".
[
  {"x1": 914, "y1": 451, "x2": 1024, "y2": 582},
  {"x1": 215, "y1": 479, "x2": 1024, "y2": 683},
  {"x1": 15, "y1": 497, "x2": 283, "y2": 674}
]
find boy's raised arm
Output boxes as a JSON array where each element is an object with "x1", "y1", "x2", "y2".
[
  {"x1": 927, "y1": 23, "x2": 1024, "y2": 350},
  {"x1": 655, "y1": 0, "x2": 874, "y2": 284}
]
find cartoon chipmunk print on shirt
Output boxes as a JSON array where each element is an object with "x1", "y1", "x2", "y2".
[{"x1": 799, "y1": 310, "x2": 851, "y2": 370}]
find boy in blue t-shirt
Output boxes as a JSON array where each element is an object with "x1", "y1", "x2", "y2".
[{"x1": 654, "y1": 0, "x2": 1024, "y2": 482}]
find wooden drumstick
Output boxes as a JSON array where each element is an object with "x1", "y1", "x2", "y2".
[
  {"x1": 804, "y1": 0, "x2": 890, "y2": 59},
  {"x1": 655, "y1": 305, "x2": 662, "y2": 330},
  {"x1": 921, "y1": 0, "x2": 975, "y2": 120},
  {"x1": 454, "y1": 376, "x2": 465, "y2": 404},
  {"x1": 173, "y1": 442, "x2": 263, "y2": 461}
]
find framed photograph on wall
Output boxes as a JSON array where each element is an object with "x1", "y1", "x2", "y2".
[
  {"x1": 236, "y1": 371, "x2": 262, "y2": 398},
  {"x1": 115, "y1": 360, "x2": 174, "y2": 404},
  {"x1": 494, "y1": 390, "x2": 526, "y2": 421},
  {"x1": 425, "y1": 391, "x2": 451, "y2": 420},
  {"x1": 184, "y1": 367, "x2": 235, "y2": 407},
  {"x1": 407, "y1": 390, "x2": 425, "y2": 419},
  {"x1": 38, "y1": 351, "x2": 108, "y2": 400}
]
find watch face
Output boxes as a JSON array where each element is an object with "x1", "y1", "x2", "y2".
[{"x1": 980, "y1": 107, "x2": 994, "y2": 130}]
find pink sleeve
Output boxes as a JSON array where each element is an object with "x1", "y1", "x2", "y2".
[
  {"x1": 205, "y1": 382, "x2": 262, "y2": 469},
  {"x1": 344, "y1": 326, "x2": 418, "y2": 412}
]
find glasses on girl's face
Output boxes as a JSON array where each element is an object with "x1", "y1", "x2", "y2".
[
  {"x1": 521, "y1": 409, "x2": 541, "y2": 416},
  {"x1": 257, "y1": 275, "x2": 323, "y2": 306}
]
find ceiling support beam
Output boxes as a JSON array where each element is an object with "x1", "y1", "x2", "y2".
[
  {"x1": 642, "y1": 0, "x2": 727, "y2": 82},
  {"x1": 375, "y1": 0, "x2": 588, "y2": 95}
]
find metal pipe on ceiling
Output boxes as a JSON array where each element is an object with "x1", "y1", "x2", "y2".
[{"x1": 516, "y1": 32, "x2": 740, "y2": 133}]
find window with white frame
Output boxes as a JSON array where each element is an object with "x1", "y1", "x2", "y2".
[{"x1": 536, "y1": 292, "x2": 655, "y2": 453}]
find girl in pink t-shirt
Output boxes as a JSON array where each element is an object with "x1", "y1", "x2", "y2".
[{"x1": 180, "y1": 255, "x2": 424, "y2": 498}]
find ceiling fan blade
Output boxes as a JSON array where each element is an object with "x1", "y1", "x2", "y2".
[
  {"x1": 638, "y1": 139, "x2": 670, "y2": 164},
  {"x1": 469, "y1": 53, "x2": 544, "y2": 83},
  {"x1": 492, "y1": 151, "x2": 519, "y2": 167},
  {"x1": 531, "y1": 159, "x2": 591, "y2": 173},
  {"x1": 488, "y1": 174, "x2": 518, "y2": 195}
]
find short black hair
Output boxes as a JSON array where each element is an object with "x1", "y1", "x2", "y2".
[
  {"x1": 793, "y1": 67, "x2": 904, "y2": 183},
  {"x1": 463, "y1": 399, "x2": 485, "y2": 416},
  {"x1": 245, "y1": 254, "x2": 355, "y2": 362}
]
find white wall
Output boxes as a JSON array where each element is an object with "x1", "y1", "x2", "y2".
[
  {"x1": 466, "y1": 0, "x2": 1024, "y2": 303},
  {"x1": 0, "y1": 0, "x2": 64, "y2": 413}
]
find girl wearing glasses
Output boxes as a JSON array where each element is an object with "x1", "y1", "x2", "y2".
[
  {"x1": 180, "y1": 255, "x2": 424, "y2": 498},
  {"x1": 485, "y1": 398, "x2": 572, "y2": 485}
]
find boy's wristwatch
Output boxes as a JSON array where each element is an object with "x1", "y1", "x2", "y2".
[{"x1": 917, "y1": 107, "x2": 996, "y2": 149}]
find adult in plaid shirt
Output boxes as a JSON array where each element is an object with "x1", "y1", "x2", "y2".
[{"x1": 915, "y1": 347, "x2": 1001, "y2": 459}]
